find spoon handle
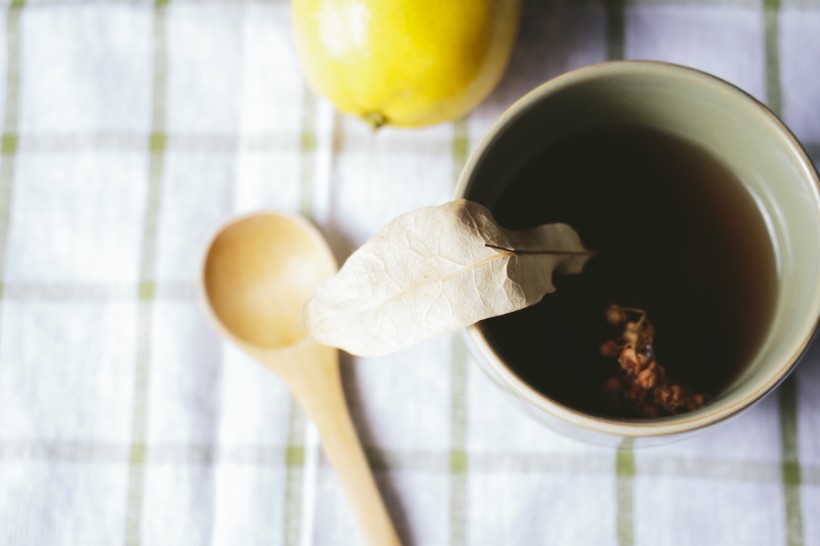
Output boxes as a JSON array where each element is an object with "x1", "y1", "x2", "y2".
[{"x1": 285, "y1": 342, "x2": 402, "y2": 546}]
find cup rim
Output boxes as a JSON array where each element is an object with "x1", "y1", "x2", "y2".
[{"x1": 455, "y1": 60, "x2": 820, "y2": 438}]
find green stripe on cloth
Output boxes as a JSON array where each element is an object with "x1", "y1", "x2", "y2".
[
  {"x1": 283, "y1": 397, "x2": 307, "y2": 546},
  {"x1": 616, "y1": 440, "x2": 635, "y2": 546},
  {"x1": 0, "y1": 1, "x2": 23, "y2": 279},
  {"x1": 298, "y1": 86, "x2": 317, "y2": 220},
  {"x1": 764, "y1": 1, "x2": 805, "y2": 543},
  {"x1": 0, "y1": 281, "x2": 196, "y2": 301},
  {"x1": 765, "y1": 0, "x2": 783, "y2": 116},
  {"x1": 282, "y1": 82, "x2": 320, "y2": 546},
  {"x1": 138, "y1": 280, "x2": 155, "y2": 301},
  {"x1": 124, "y1": 2, "x2": 168, "y2": 545},
  {"x1": 0, "y1": 130, "x2": 463, "y2": 154},
  {"x1": 451, "y1": 116, "x2": 470, "y2": 192},
  {"x1": 449, "y1": 117, "x2": 470, "y2": 546},
  {"x1": 3, "y1": 438, "x2": 820, "y2": 482},
  {"x1": 780, "y1": 378, "x2": 805, "y2": 546},
  {"x1": 606, "y1": 0, "x2": 626, "y2": 61},
  {"x1": 0, "y1": 0, "x2": 23, "y2": 420},
  {"x1": 449, "y1": 336, "x2": 469, "y2": 546},
  {"x1": 1, "y1": 133, "x2": 15, "y2": 155},
  {"x1": 124, "y1": 316, "x2": 153, "y2": 546}
]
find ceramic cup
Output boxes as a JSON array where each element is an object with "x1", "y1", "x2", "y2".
[{"x1": 455, "y1": 61, "x2": 820, "y2": 446}]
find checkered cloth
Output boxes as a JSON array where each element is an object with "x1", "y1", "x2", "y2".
[{"x1": 0, "y1": 0, "x2": 818, "y2": 545}]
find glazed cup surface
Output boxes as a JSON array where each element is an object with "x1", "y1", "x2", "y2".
[{"x1": 455, "y1": 61, "x2": 820, "y2": 446}]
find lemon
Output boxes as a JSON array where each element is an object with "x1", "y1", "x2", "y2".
[{"x1": 292, "y1": 0, "x2": 522, "y2": 128}]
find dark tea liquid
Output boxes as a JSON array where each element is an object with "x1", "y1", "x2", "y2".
[{"x1": 479, "y1": 125, "x2": 778, "y2": 418}]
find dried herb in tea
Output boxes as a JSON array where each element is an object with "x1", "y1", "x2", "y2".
[{"x1": 600, "y1": 304, "x2": 705, "y2": 418}]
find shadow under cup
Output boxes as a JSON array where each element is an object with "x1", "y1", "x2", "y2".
[{"x1": 456, "y1": 62, "x2": 820, "y2": 445}]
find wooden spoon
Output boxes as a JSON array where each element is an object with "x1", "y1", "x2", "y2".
[{"x1": 201, "y1": 212, "x2": 400, "y2": 546}]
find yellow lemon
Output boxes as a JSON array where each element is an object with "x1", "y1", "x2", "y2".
[{"x1": 292, "y1": 0, "x2": 523, "y2": 128}]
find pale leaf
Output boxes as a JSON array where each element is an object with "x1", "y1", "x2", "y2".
[{"x1": 304, "y1": 199, "x2": 591, "y2": 356}]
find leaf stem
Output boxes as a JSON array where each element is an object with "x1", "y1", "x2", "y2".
[{"x1": 484, "y1": 243, "x2": 595, "y2": 257}]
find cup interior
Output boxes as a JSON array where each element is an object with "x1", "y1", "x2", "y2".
[{"x1": 457, "y1": 61, "x2": 820, "y2": 438}]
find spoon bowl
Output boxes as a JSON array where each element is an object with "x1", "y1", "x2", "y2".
[
  {"x1": 203, "y1": 213, "x2": 335, "y2": 349},
  {"x1": 202, "y1": 212, "x2": 400, "y2": 546}
]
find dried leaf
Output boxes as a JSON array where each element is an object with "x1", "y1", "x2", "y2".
[{"x1": 304, "y1": 199, "x2": 591, "y2": 356}]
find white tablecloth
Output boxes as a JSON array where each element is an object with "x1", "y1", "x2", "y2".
[{"x1": 0, "y1": 1, "x2": 818, "y2": 545}]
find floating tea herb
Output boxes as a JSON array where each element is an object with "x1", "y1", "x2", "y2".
[{"x1": 600, "y1": 304, "x2": 705, "y2": 418}]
